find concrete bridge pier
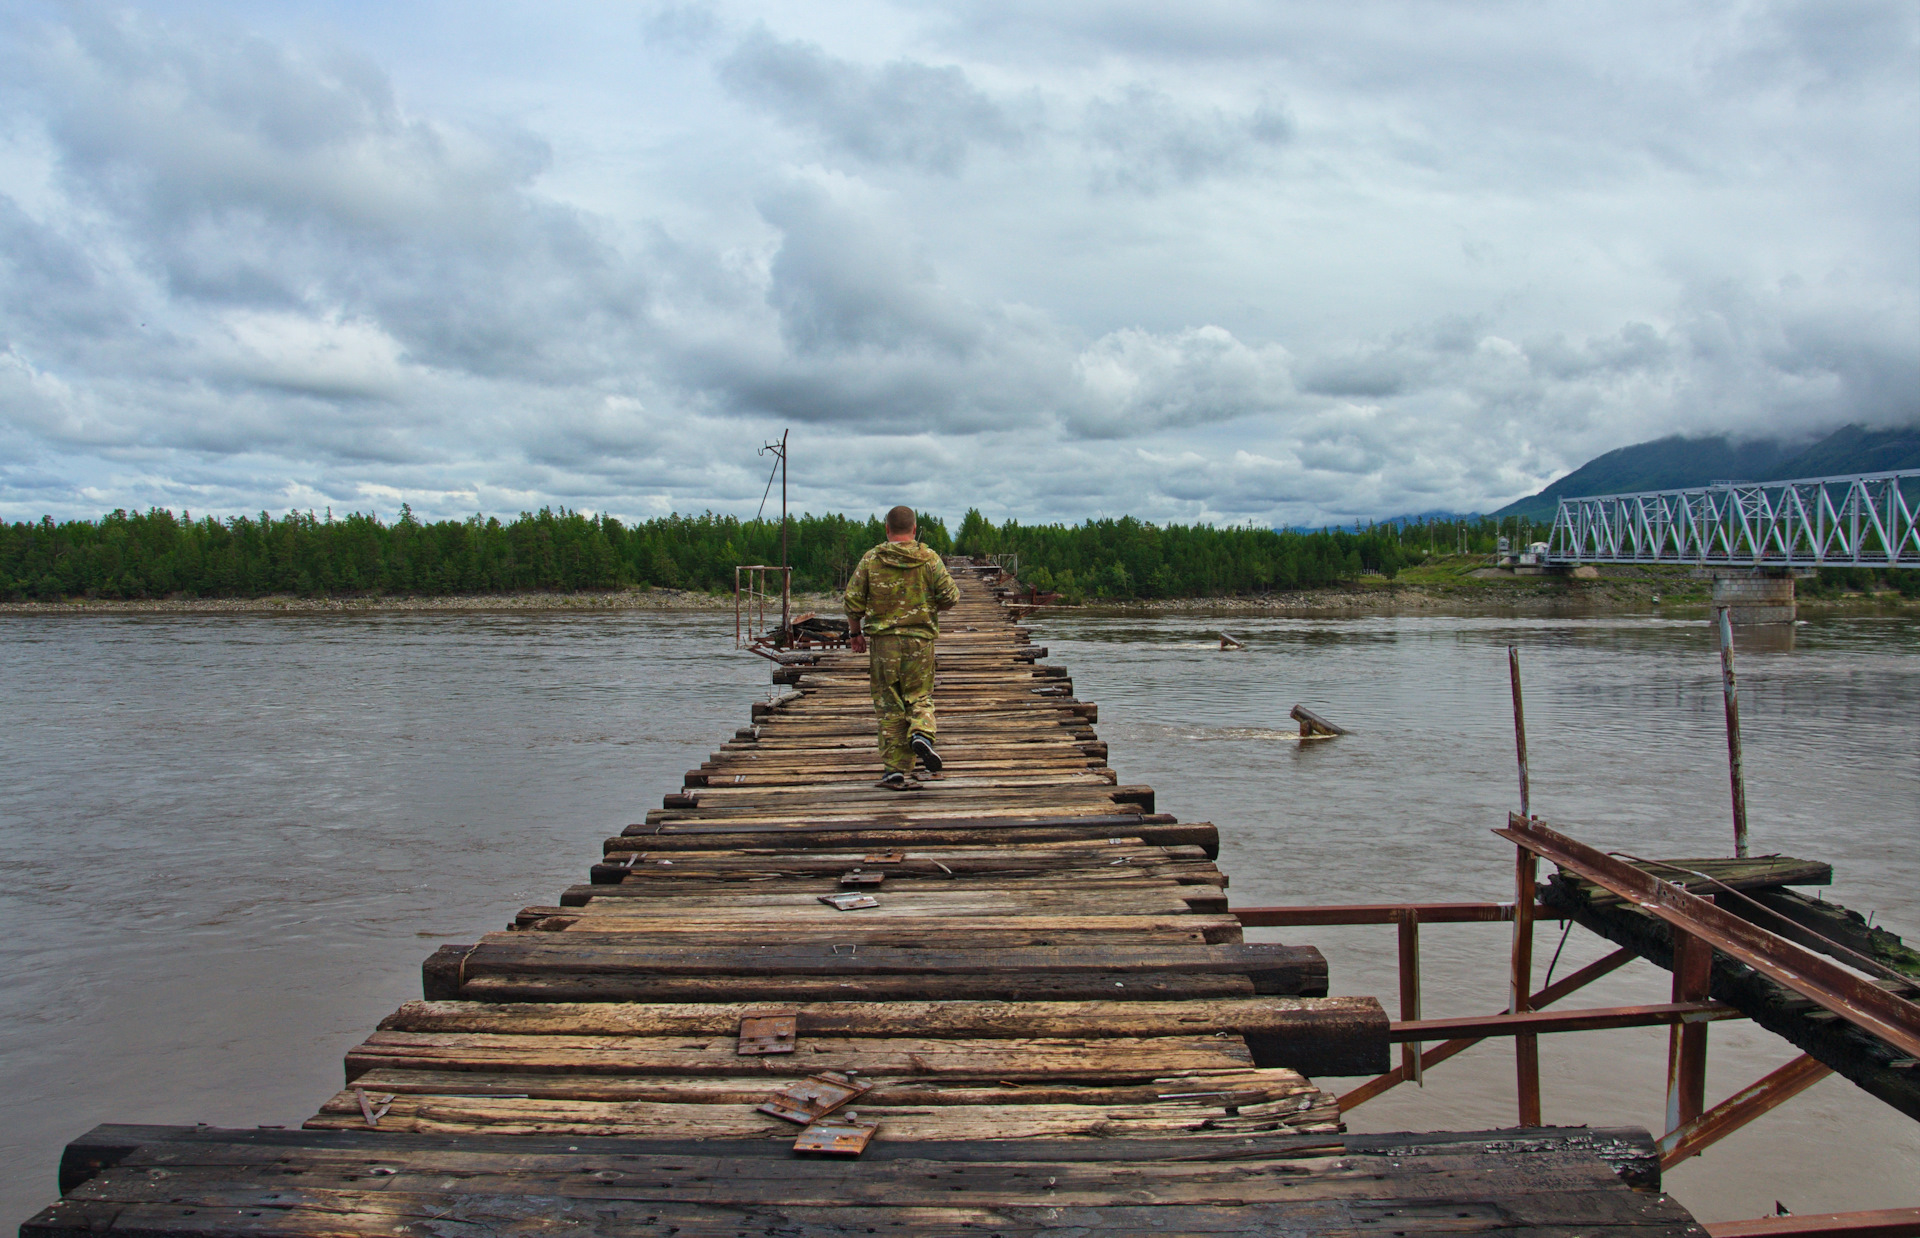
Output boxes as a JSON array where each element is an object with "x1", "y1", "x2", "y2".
[{"x1": 1710, "y1": 572, "x2": 1796, "y2": 624}]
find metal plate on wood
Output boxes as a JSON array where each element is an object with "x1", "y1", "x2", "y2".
[
  {"x1": 820, "y1": 892, "x2": 879, "y2": 911},
  {"x1": 793, "y1": 1119, "x2": 877, "y2": 1156},
  {"x1": 863, "y1": 852, "x2": 905, "y2": 863},
  {"x1": 737, "y1": 1014, "x2": 797, "y2": 1055},
  {"x1": 839, "y1": 870, "x2": 885, "y2": 887},
  {"x1": 758, "y1": 1071, "x2": 869, "y2": 1124}
]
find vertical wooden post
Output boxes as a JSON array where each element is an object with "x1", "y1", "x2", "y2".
[
  {"x1": 1666, "y1": 928, "x2": 1712, "y2": 1132},
  {"x1": 1397, "y1": 908, "x2": 1422, "y2": 1085},
  {"x1": 1507, "y1": 644, "x2": 1540, "y2": 1124},
  {"x1": 1716, "y1": 606, "x2": 1749, "y2": 859},
  {"x1": 1508, "y1": 646, "x2": 1530, "y2": 818},
  {"x1": 1513, "y1": 845, "x2": 1541, "y2": 1126}
]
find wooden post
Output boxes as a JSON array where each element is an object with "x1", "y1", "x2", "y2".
[
  {"x1": 1507, "y1": 646, "x2": 1530, "y2": 819},
  {"x1": 1716, "y1": 606, "x2": 1749, "y2": 859},
  {"x1": 1397, "y1": 908, "x2": 1423, "y2": 1085},
  {"x1": 1507, "y1": 645, "x2": 1540, "y2": 1124},
  {"x1": 1666, "y1": 927, "x2": 1713, "y2": 1132},
  {"x1": 1512, "y1": 844, "x2": 1541, "y2": 1126}
]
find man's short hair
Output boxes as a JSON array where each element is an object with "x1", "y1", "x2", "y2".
[{"x1": 885, "y1": 505, "x2": 916, "y2": 535}]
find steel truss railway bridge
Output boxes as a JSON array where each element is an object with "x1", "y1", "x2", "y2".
[{"x1": 1545, "y1": 469, "x2": 1920, "y2": 569}]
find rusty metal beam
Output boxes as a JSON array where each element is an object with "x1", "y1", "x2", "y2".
[
  {"x1": 1339, "y1": 946, "x2": 1638, "y2": 1110},
  {"x1": 1667, "y1": 928, "x2": 1714, "y2": 1130},
  {"x1": 1513, "y1": 838, "x2": 1542, "y2": 1126},
  {"x1": 1498, "y1": 815, "x2": 1920, "y2": 1058},
  {"x1": 1233, "y1": 902, "x2": 1566, "y2": 927},
  {"x1": 1391, "y1": 1000, "x2": 1740, "y2": 1041},
  {"x1": 1703, "y1": 1208, "x2": 1920, "y2": 1238},
  {"x1": 1660, "y1": 1052, "x2": 1833, "y2": 1169}
]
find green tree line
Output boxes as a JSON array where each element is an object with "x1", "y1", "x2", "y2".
[
  {"x1": 953, "y1": 510, "x2": 1417, "y2": 599},
  {"x1": 0, "y1": 506, "x2": 948, "y2": 601},
  {"x1": 10, "y1": 505, "x2": 1906, "y2": 603},
  {"x1": 3, "y1": 504, "x2": 1434, "y2": 602}
]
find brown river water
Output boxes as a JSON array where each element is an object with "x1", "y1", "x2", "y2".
[{"x1": 0, "y1": 607, "x2": 1914, "y2": 1223}]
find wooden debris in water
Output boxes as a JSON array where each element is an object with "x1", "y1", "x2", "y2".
[{"x1": 1291, "y1": 704, "x2": 1348, "y2": 738}]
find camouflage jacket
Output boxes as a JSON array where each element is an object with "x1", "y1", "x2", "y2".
[{"x1": 844, "y1": 540, "x2": 960, "y2": 640}]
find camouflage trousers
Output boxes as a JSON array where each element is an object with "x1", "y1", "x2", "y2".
[{"x1": 867, "y1": 633, "x2": 937, "y2": 774}]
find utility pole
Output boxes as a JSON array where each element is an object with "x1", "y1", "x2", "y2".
[
  {"x1": 780, "y1": 428, "x2": 789, "y2": 633},
  {"x1": 758, "y1": 429, "x2": 792, "y2": 634}
]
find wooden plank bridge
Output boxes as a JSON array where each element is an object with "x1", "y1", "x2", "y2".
[{"x1": 22, "y1": 562, "x2": 1705, "y2": 1236}]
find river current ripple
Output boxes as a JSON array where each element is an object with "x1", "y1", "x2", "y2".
[{"x1": 0, "y1": 608, "x2": 1914, "y2": 1222}]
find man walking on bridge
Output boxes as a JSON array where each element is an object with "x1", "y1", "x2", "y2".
[{"x1": 845, "y1": 506, "x2": 960, "y2": 790}]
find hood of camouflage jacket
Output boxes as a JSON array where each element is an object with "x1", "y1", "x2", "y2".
[{"x1": 870, "y1": 540, "x2": 941, "y2": 568}]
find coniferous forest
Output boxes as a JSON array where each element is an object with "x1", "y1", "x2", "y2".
[{"x1": 3, "y1": 505, "x2": 1909, "y2": 602}]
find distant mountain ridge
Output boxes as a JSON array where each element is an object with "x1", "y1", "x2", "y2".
[{"x1": 1490, "y1": 423, "x2": 1920, "y2": 523}]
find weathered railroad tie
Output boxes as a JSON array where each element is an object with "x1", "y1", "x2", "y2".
[{"x1": 23, "y1": 561, "x2": 1706, "y2": 1236}]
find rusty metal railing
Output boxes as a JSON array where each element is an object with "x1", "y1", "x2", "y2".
[{"x1": 1233, "y1": 814, "x2": 1919, "y2": 1171}]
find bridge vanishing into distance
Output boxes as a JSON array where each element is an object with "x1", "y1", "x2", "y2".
[{"x1": 1545, "y1": 469, "x2": 1920, "y2": 570}]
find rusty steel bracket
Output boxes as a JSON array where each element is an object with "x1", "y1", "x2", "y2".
[
  {"x1": 863, "y1": 852, "x2": 905, "y2": 864},
  {"x1": 1498, "y1": 814, "x2": 1920, "y2": 1058},
  {"x1": 737, "y1": 1013, "x2": 798, "y2": 1056},
  {"x1": 1659, "y1": 1052, "x2": 1833, "y2": 1168},
  {"x1": 759, "y1": 1072, "x2": 870, "y2": 1125},
  {"x1": 839, "y1": 870, "x2": 886, "y2": 888},
  {"x1": 793, "y1": 1116, "x2": 878, "y2": 1156},
  {"x1": 820, "y1": 892, "x2": 879, "y2": 911}
]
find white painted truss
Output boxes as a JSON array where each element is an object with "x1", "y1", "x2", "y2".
[{"x1": 1547, "y1": 471, "x2": 1920, "y2": 568}]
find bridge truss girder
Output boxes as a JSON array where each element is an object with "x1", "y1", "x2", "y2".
[{"x1": 1546, "y1": 470, "x2": 1920, "y2": 568}]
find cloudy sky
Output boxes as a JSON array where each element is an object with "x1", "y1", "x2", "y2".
[{"x1": 1, "y1": 1, "x2": 1914, "y2": 527}]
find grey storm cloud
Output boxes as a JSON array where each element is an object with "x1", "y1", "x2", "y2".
[
  {"x1": 719, "y1": 28, "x2": 1024, "y2": 174},
  {"x1": 0, "y1": 0, "x2": 1913, "y2": 528},
  {"x1": 20, "y1": 8, "x2": 654, "y2": 390},
  {"x1": 1082, "y1": 86, "x2": 1293, "y2": 193}
]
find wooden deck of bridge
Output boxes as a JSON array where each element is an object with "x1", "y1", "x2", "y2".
[{"x1": 22, "y1": 561, "x2": 1706, "y2": 1237}]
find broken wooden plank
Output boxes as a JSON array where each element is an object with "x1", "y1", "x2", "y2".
[
  {"x1": 422, "y1": 941, "x2": 1329, "y2": 1001},
  {"x1": 33, "y1": 1125, "x2": 1687, "y2": 1238}
]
